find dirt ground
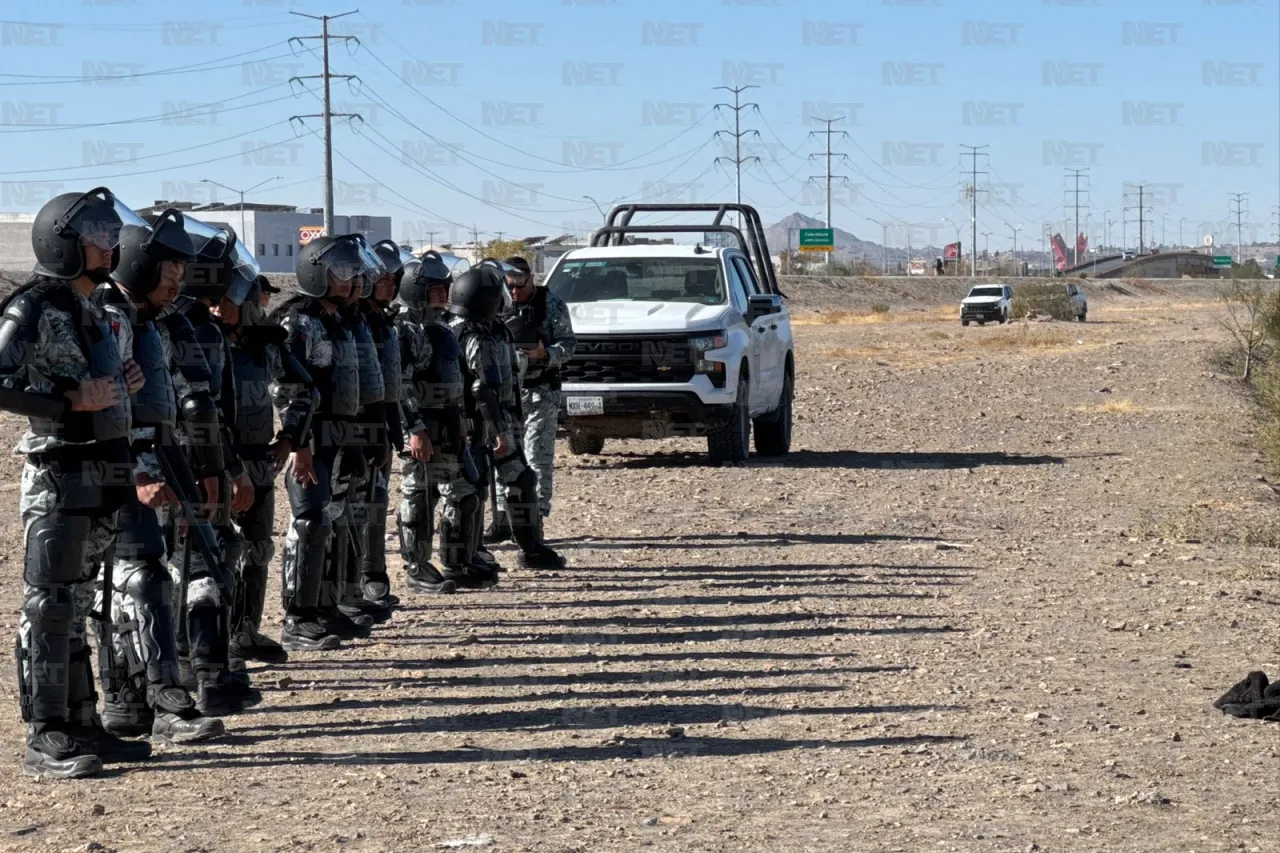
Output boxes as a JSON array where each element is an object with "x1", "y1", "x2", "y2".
[{"x1": 1, "y1": 286, "x2": 1279, "y2": 853}]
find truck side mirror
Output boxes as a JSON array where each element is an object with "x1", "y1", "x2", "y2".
[{"x1": 747, "y1": 293, "x2": 781, "y2": 321}]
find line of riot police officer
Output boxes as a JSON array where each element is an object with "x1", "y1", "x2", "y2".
[{"x1": 3, "y1": 188, "x2": 569, "y2": 779}]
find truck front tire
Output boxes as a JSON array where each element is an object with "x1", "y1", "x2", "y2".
[{"x1": 708, "y1": 374, "x2": 751, "y2": 466}]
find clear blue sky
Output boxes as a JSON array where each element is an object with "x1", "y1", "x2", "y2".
[{"x1": 0, "y1": 0, "x2": 1276, "y2": 252}]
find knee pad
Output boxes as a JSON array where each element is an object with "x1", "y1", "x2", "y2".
[
  {"x1": 121, "y1": 559, "x2": 174, "y2": 614},
  {"x1": 293, "y1": 514, "x2": 332, "y2": 552},
  {"x1": 25, "y1": 514, "x2": 92, "y2": 586},
  {"x1": 244, "y1": 537, "x2": 276, "y2": 569},
  {"x1": 23, "y1": 585, "x2": 74, "y2": 635}
]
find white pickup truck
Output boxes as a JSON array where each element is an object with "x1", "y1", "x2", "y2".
[{"x1": 545, "y1": 203, "x2": 794, "y2": 465}]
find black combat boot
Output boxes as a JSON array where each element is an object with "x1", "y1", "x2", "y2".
[
  {"x1": 149, "y1": 686, "x2": 226, "y2": 745},
  {"x1": 23, "y1": 722, "x2": 102, "y2": 780},
  {"x1": 280, "y1": 610, "x2": 341, "y2": 652}
]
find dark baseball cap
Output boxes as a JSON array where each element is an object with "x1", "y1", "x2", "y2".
[
  {"x1": 257, "y1": 274, "x2": 281, "y2": 293},
  {"x1": 503, "y1": 256, "x2": 532, "y2": 276}
]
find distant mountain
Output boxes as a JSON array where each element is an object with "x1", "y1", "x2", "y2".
[{"x1": 764, "y1": 212, "x2": 943, "y2": 268}]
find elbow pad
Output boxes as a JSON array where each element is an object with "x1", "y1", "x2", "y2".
[{"x1": 181, "y1": 393, "x2": 225, "y2": 476}]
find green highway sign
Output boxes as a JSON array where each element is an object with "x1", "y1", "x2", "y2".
[
  {"x1": 798, "y1": 228, "x2": 834, "y2": 252},
  {"x1": 1213, "y1": 255, "x2": 1232, "y2": 267}
]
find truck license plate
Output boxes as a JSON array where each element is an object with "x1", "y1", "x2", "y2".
[{"x1": 566, "y1": 396, "x2": 604, "y2": 416}]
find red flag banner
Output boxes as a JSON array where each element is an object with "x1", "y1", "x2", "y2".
[
  {"x1": 1076, "y1": 232, "x2": 1088, "y2": 257},
  {"x1": 943, "y1": 241, "x2": 960, "y2": 260},
  {"x1": 1051, "y1": 233, "x2": 1068, "y2": 271}
]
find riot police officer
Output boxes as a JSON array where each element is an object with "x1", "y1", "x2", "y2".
[
  {"x1": 95, "y1": 209, "x2": 236, "y2": 734},
  {"x1": 396, "y1": 251, "x2": 472, "y2": 593},
  {"x1": 357, "y1": 240, "x2": 413, "y2": 606},
  {"x1": 0, "y1": 188, "x2": 143, "y2": 777},
  {"x1": 273, "y1": 234, "x2": 365, "y2": 651},
  {"x1": 451, "y1": 263, "x2": 564, "y2": 574},
  {"x1": 325, "y1": 236, "x2": 391, "y2": 629},
  {"x1": 488, "y1": 255, "x2": 576, "y2": 542},
  {"x1": 223, "y1": 274, "x2": 315, "y2": 664},
  {"x1": 166, "y1": 223, "x2": 260, "y2": 705}
]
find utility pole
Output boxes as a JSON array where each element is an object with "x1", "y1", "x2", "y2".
[
  {"x1": 713, "y1": 86, "x2": 761, "y2": 229},
  {"x1": 290, "y1": 10, "x2": 360, "y2": 237},
  {"x1": 1123, "y1": 183, "x2": 1151, "y2": 255},
  {"x1": 807, "y1": 116, "x2": 849, "y2": 267},
  {"x1": 980, "y1": 231, "x2": 991, "y2": 275},
  {"x1": 1063, "y1": 168, "x2": 1089, "y2": 266},
  {"x1": 1229, "y1": 192, "x2": 1249, "y2": 263},
  {"x1": 960, "y1": 144, "x2": 989, "y2": 276},
  {"x1": 1272, "y1": 205, "x2": 1280, "y2": 244}
]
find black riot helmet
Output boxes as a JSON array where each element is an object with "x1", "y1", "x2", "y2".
[
  {"x1": 372, "y1": 239, "x2": 417, "y2": 303},
  {"x1": 295, "y1": 233, "x2": 367, "y2": 299},
  {"x1": 177, "y1": 214, "x2": 234, "y2": 302},
  {"x1": 31, "y1": 187, "x2": 133, "y2": 280},
  {"x1": 448, "y1": 263, "x2": 506, "y2": 323},
  {"x1": 112, "y1": 208, "x2": 201, "y2": 296},
  {"x1": 396, "y1": 249, "x2": 451, "y2": 311}
]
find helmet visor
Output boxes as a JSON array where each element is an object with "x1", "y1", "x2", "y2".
[
  {"x1": 223, "y1": 238, "x2": 260, "y2": 304},
  {"x1": 180, "y1": 215, "x2": 229, "y2": 260},
  {"x1": 314, "y1": 237, "x2": 365, "y2": 283},
  {"x1": 68, "y1": 191, "x2": 141, "y2": 252}
]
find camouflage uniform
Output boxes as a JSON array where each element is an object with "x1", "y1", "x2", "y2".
[
  {"x1": 496, "y1": 287, "x2": 575, "y2": 519},
  {"x1": 0, "y1": 279, "x2": 133, "y2": 734},
  {"x1": 397, "y1": 305, "x2": 470, "y2": 588}
]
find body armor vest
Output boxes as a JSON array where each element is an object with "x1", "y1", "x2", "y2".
[
  {"x1": 16, "y1": 282, "x2": 132, "y2": 444},
  {"x1": 130, "y1": 319, "x2": 178, "y2": 428},
  {"x1": 231, "y1": 343, "x2": 275, "y2": 446}
]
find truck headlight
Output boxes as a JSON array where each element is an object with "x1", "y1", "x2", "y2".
[{"x1": 691, "y1": 333, "x2": 727, "y2": 373}]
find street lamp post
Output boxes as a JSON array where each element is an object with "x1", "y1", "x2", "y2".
[
  {"x1": 1102, "y1": 209, "x2": 1110, "y2": 251},
  {"x1": 1008, "y1": 223, "x2": 1023, "y2": 276},
  {"x1": 1178, "y1": 217, "x2": 1187, "y2": 250},
  {"x1": 980, "y1": 231, "x2": 991, "y2": 275},
  {"x1": 583, "y1": 195, "x2": 606, "y2": 220},
  {"x1": 200, "y1": 176, "x2": 281, "y2": 245},
  {"x1": 1162, "y1": 212, "x2": 1169, "y2": 250}
]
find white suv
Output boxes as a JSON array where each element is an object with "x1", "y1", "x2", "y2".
[
  {"x1": 546, "y1": 204, "x2": 794, "y2": 465},
  {"x1": 960, "y1": 283, "x2": 1012, "y2": 326}
]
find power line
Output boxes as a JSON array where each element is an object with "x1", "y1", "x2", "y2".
[
  {"x1": 0, "y1": 83, "x2": 298, "y2": 134},
  {"x1": 0, "y1": 44, "x2": 291, "y2": 86},
  {"x1": 0, "y1": 120, "x2": 290, "y2": 176}
]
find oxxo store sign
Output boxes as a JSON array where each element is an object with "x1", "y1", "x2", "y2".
[{"x1": 298, "y1": 226, "x2": 327, "y2": 246}]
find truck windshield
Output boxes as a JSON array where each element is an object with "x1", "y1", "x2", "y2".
[
  {"x1": 547, "y1": 257, "x2": 725, "y2": 305},
  {"x1": 968, "y1": 286, "x2": 1005, "y2": 298}
]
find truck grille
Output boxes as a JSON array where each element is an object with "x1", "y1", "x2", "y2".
[{"x1": 562, "y1": 334, "x2": 697, "y2": 384}]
